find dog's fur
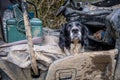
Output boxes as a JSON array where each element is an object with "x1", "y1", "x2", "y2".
[{"x1": 59, "y1": 21, "x2": 89, "y2": 55}]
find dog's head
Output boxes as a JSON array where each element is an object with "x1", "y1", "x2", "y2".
[
  {"x1": 65, "y1": 21, "x2": 83, "y2": 42},
  {"x1": 59, "y1": 21, "x2": 89, "y2": 50}
]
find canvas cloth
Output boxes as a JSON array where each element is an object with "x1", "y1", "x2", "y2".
[
  {"x1": 0, "y1": 36, "x2": 117, "y2": 72},
  {"x1": 0, "y1": 36, "x2": 65, "y2": 71}
]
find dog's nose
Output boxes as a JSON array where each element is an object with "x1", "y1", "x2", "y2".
[{"x1": 72, "y1": 28, "x2": 79, "y2": 34}]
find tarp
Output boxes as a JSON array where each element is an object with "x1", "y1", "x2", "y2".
[
  {"x1": 0, "y1": 36, "x2": 65, "y2": 71},
  {"x1": 0, "y1": 36, "x2": 117, "y2": 73}
]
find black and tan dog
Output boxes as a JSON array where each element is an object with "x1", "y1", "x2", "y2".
[{"x1": 59, "y1": 21, "x2": 89, "y2": 55}]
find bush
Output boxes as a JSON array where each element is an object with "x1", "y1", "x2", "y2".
[{"x1": 28, "y1": 0, "x2": 95, "y2": 28}]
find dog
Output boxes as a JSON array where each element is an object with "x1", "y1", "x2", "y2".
[{"x1": 59, "y1": 21, "x2": 89, "y2": 55}]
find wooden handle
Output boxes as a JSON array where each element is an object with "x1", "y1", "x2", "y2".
[{"x1": 21, "y1": 0, "x2": 38, "y2": 75}]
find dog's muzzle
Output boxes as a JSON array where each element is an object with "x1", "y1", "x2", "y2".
[{"x1": 70, "y1": 27, "x2": 82, "y2": 41}]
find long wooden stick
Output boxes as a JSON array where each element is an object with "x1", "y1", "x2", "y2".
[
  {"x1": 21, "y1": 0, "x2": 38, "y2": 75},
  {"x1": 0, "y1": 37, "x2": 43, "y2": 48}
]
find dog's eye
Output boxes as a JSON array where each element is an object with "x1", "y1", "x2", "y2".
[
  {"x1": 76, "y1": 23, "x2": 80, "y2": 27},
  {"x1": 68, "y1": 24, "x2": 72, "y2": 27}
]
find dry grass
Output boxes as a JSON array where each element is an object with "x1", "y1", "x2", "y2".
[
  {"x1": 28, "y1": 0, "x2": 66, "y2": 29},
  {"x1": 28, "y1": 0, "x2": 95, "y2": 28}
]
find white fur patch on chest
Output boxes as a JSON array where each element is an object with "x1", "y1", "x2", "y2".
[{"x1": 70, "y1": 42, "x2": 84, "y2": 54}]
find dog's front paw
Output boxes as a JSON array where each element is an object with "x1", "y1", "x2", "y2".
[
  {"x1": 64, "y1": 47, "x2": 71, "y2": 56},
  {"x1": 65, "y1": 51, "x2": 71, "y2": 56}
]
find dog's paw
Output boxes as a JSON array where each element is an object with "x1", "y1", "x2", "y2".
[
  {"x1": 64, "y1": 47, "x2": 71, "y2": 56},
  {"x1": 65, "y1": 52, "x2": 71, "y2": 56}
]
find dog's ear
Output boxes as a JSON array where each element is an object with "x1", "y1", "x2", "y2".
[
  {"x1": 82, "y1": 25, "x2": 89, "y2": 35},
  {"x1": 82, "y1": 25, "x2": 89, "y2": 47},
  {"x1": 59, "y1": 24, "x2": 67, "y2": 51}
]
